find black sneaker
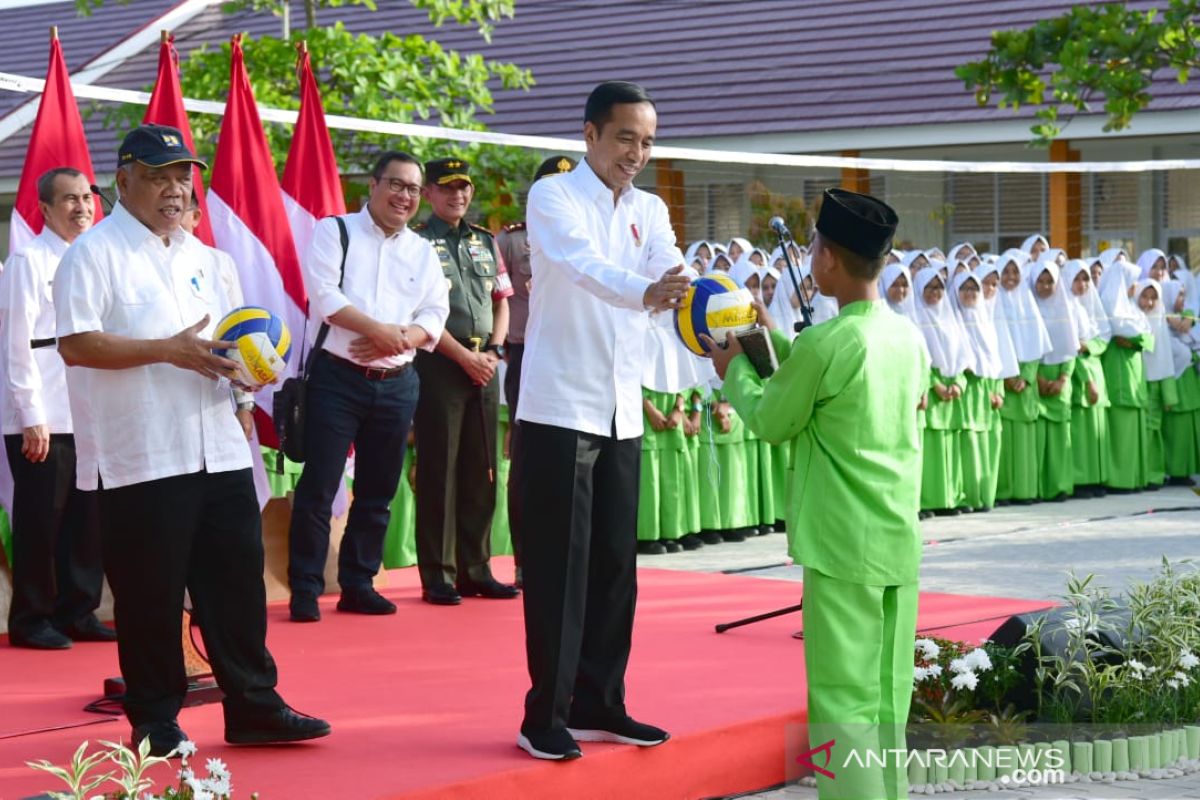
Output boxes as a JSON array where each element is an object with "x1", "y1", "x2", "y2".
[
  {"x1": 698, "y1": 530, "x2": 723, "y2": 545},
  {"x1": 679, "y1": 534, "x2": 704, "y2": 550},
  {"x1": 132, "y1": 720, "x2": 188, "y2": 758},
  {"x1": 720, "y1": 529, "x2": 746, "y2": 542},
  {"x1": 517, "y1": 726, "x2": 581, "y2": 760},
  {"x1": 59, "y1": 615, "x2": 117, "y2": 642},
  {"x1": 336, "y1": 587, "x2": 396, "y2": 615},
  {"x1": 10, "y1": 623, "x2": 72, "y2": 650},
  {"x1": 663, "y1": 540, "x2": 682, "y2": 553},
  {"x1": 566, "y1": 715, "x2": 670, "y2": 747},
  {"x1": 636, "y1": 540, "x2": 667, "y2": 555}
]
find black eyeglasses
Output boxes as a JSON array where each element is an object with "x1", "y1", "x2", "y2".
[{"x1": 382, "y1": 178, "x2": 422, "y2": 198}]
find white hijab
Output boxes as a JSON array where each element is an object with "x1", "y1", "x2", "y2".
[
  {"x1": 1134, "y1": 278, "x2": 1176, "y2": 382},
  {"x1": 1021, "y1": 234, "x2": 1049, "y2": 255},
  {"x1": 1137, "y1": 248, "x2": 1168, "y2": 281},
  {"x1": 976, "y1": 261, "x2": 1022, "y2": 378},
  {"x1": 879, "y1": 264, "x2": 916, "y2": 318},
  {"x1": 1029, "y1": 262, "x2": 1079, "y2": 365},
  {"x1": 950, "y1": 271, "x2": 1013, "y2": 379},
  {"x1": 948, "y1": 242, "x2": 977, "y2": 264},
  {"x1": 1097, "y1": 254, "x2": 1150, "y2": 338},
  {"x1": 728, "y1": 253, "x2": 759, "y2": 290},
  {"x1": 1168, "y1": 255, "x2": 1200, "y2": 315},
  {"x1": 997, "y1": 252, "x2": 1052, "y2": 363},
  {"x1": 683, "y1": 241, "x2": 712, "y2": 272},
  {"x1": 913, "y1": 268, "x2": 973, "y2": 376},
  {"x1": 709, "y1": 252, "x2": 733, "y2": 273},
  {"x1": 800, "y1": 258, "x2": 840, "y2": 324},
  {"x1": 1061, "y1": 259, "x2": 1112, "y2": 343},
  {"x1": 727, "y1": 237, "x2": 753, "y2": 260}
]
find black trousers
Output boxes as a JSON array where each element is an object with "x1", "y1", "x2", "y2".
[
  {"x1": 414, "y1": 350, "x2": 498, "y2": 588},
  {"x1": 4, "y1": 434, "x2": 103, "y2": 636},
  {"x1": 288, "y1": 353, "x2": 419, "y2": 597},
  {"x1": 516, "y1": 420, "x2": 640, "y2": 732},
  {"x1": 503, "y1": 343, "x2": 524, "y2": 567},
  {"x1": 99, "y1": 469, "x2": 281, "y2": 727}
]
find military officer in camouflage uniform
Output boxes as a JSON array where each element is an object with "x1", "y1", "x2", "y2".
[{"x1": 413, "y1": 157, "x2": 518, "y2": 605}]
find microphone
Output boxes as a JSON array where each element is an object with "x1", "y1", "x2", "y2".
[
  {"x1": 90, "y1": 184, "x2": 114, "y2": 214},
  {"x1": 769, "y1": 216, "x2": 791, "y2": 239}
]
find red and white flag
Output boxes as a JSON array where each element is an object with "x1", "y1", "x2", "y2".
[
  {"x1": 143, "y1": 32, "x2": 213, "y2": 246},
  {"x1": 8, "y1": 30, "x2": 102, "y2": 255},
  {"x1": 208, "y1": 35, "x2": 307, "y2": 442},
  {"x1": 281, "y1": 44, "x2": 345, "y2": 264}
]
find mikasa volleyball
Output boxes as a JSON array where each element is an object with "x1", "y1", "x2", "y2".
[
  {"x1": 213, "y1": 306, "x2": 293, "y2": 389},
  {"x1": 674, "y1": 273, "x2": 757, "y2": 356}
]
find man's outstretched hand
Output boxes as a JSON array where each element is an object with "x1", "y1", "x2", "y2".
[{"x1": 643, "y1": 264, "x2": 690, "y2": 312}]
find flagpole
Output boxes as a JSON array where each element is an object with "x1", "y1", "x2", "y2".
[{"x1": 50, "y1": 25, "x2": 57, "y2": 41}]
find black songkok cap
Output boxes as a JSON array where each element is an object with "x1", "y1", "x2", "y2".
[
  {"x1": 816, "y1": 188, "x2": 899, "y2": 259},
  {"x1": 118, "y1": 124, "x2": 207, "y2": 170}
]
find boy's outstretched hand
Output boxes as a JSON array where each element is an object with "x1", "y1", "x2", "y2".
[{"x1": 700, "y1": 332, "x2": 743, "y2": 380}]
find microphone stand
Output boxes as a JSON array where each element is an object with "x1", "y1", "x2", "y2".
[{"x1": 713, "y1": 224, "x2": 811, "y2": 636}]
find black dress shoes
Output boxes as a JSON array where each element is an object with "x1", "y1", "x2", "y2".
[
  {"x1": 60, "y1": 615, "x2": 117, "y2": 642},
  {"x1": 289, "y1": 594, "x2": 321, "y2": 622},
  {"x1": 637, "y1": 540, "x2": 667, "y2": 555},
  {"x1": 225, "y1": 705, "x2": 331, "y2": 745},
  {"x1": 457, "y1": 577, "x2": 520, "y2": 599},
  {"x1": 10, "y1": 624, "x2": 72, "y2": 650},
  {"x1": 422, "y1": 582, "x2": 463, "y2": 605},
  {"x1": 336, "y1": 587, "x2": 397, "y2": 615},
  {"x1": 132, "y1": 720, "x2": 188, "y2": 758},
  {"x1": 517, "y1": 726, "x2": 582, "y2": 760}
]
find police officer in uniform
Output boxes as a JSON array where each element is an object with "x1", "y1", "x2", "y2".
[
  {"x1": 495, "y1": 155, "x2": 575, "y2": 586},
  {"x1": 413, "y1": 157, "x2": 519, "y2": 605}
]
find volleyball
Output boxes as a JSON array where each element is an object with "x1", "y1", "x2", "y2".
[
  {"x1": 674, "y1": 273, "x2": 757, "y2": 355},
  {"x1": 213, "y1": 306, "x2": 293, "y2": 389}
]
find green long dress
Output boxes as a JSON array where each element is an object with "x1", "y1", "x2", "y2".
[
  {"x1": 1070, "y1": 338, "x2": 1111, "y2": 487},
  {"x1": 263, "y1": 446, "x2": 304, "y2": 497},
  {"x1": 1037, "y1": 360, "x2": 1075, "y2": 499},
  {"x1": 998, "y1": 361, "x2": 1040, "y2": 502},
  {"x1": 1164, "y1": 356, "x2": 1200, "y2": 478},
  {"x1": 770, "y1": 439, "x2": 792, "y2": 529},
  {"x1": 1145, "y1": 378, "x2": 1179, "y2": 487},
  {"x1": 699, "y1": 388, "x2": 754, "y2": 532},
  {"x1": 1102, "y1": 335, "x2": 1152, "y2": 490},
  {"x1": 957, "y1": 373, "x2": 992, "y2": 510},
  {"x1": 744, "y1": 425, "x2": 776, "y2": 530},
  {"x1": 382, "y1": 443, "x2": 418, "y2": 568},
  {"x1": 637, "y1": 388, "x2": 687, "y2": 543},
  {"x1": 490, "y1": 404, "x2": 513, "y2": 556},
  {"x1": 921, "y1": 368, "x2": 965, "y2": 511},
  {"x1": 682, "y1": 388, "x2": 704, "y2": 535}
]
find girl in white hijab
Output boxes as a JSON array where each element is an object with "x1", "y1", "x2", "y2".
[
  {"x1": 1137, "y1": 249, "x2": 1170, "y2": 283},
  {"x1": 1097, "y1": 261, "x2": 1152, "y2": 491},
  {"x1": 709, "y1": 252, "x2": 734, "y2": 274},
  {"x1": 766, "y1": 253, "x2": 801, "y2": 336},
  {"x1": 1061, "y1": 259, "x2": 1113, "y2": 495},
  {"x1": 1029, "y1": 262, "x2": 1078, "y2": 500},
  {"x1": 1168, "y1": 254, "x2": 1200, "y2": 316},
  {"x1": 726, "y1": 237, "x2": 752, "y2": 264},
  {"x1": 1021, "y1": 234, "x2": 1050, "y2": 261},
  {"x1": 913, "y1": 268, "x2": 970, "y2": 514},
  {"x1": 993, "y1": 251, "x2": 1050, "y2": 503},
  {"x1": 1158, "y1": 278, "x2": 1200, "y2": 484},
  {"x1": 684, "y1": 241, "x2": 713, "y2": 274},
  {"x1": 1133, "y1": 278, "x2": 1177, "y2": 488},
  {"x1": 950, "y1": 271, "x2": 1014, "y2": 510},
  {"x1": 728, "y1": 253, "x2": 760, "y2": 295}
]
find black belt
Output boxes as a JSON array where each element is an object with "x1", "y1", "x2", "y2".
[{"x1": 325, "y1": 352, "x2": 411, "y2": 380}]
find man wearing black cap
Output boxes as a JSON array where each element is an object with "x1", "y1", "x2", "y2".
[
  {"x1": 54, "y1": 124, "x2": 330, "y2": 756},
  {"x1": 412, "y1": 157, "x2": 517, "y2": 605},
  {"x1": 494, "y1": 154, "x2": 575, "y2": 584},
  {"x1": 707, "y1": 188, "x2": 929, "y2": 800}
]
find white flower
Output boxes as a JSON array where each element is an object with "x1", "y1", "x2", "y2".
[
  {"x1": 1128, "y1": 659, "x2": 1147, "y2": 675},
  {"x1": 926, "y1": 663, "x2": 943, "y2": 679},
  {"x1": 1146, "y1": 665, "x2": 1158, "y2": 674},
  {"x1": 964, "y1": 648, "x2": 993, "y2": 672},
  {"x1": 1167, "y1": 678, "x2": 1181, "y2": 689},
  {"x1": 1180, "y1": 651, "x2": 1199, "y2": 670},
  {"x1": 951, "y1": 671, "x2": 979, "y2": 691},
  {"x1": 207, "y1": 776, "x2": 232, "y2": 796},
  {"x1": 193, "y1": 791, "x2": 215, "y2": 800},
  {"x1": 949, "y1": 657, "x2": 970, "y2": 675},
  {"x1": 185, "y1": 773, "x2": 207, "y2": 794},
  {"x1": 915, "y1": 639, "x2": 941, "y2": 660},
  {"x1": 1174, "y1": 671, "x2": 1191, "y2": 687},
  {"x1": 205, "y1": 757, "x2": 230, "y2": 779},
  {"x1": 913, "y1": 666, "x2": 929, "y2": 683},
  {"x1": 176, "y1": 740, "x2": 198, "y2": 758},
  {"x1": 178, "y1": 768, "x2": 194, "y2": 782}
]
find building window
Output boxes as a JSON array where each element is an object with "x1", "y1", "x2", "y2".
[
  {"x1": 1163, "y1": 169, "x2": 1200, "y2": 268},
  {"x1": 947, "y1": 172, "x2": 1047, "y2": 255}
]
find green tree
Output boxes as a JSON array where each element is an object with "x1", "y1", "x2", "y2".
[
  {"x1": 84, "y1": 0, "x2": 541, "y2": 224},
  {"x1": 957, "y1": 0, "x2": 1200, "y2": 145}
]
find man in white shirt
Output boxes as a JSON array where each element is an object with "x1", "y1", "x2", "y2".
[
  {"x1": 287, "y1": 150, "x2": 449, "y2": 622},
  {"x1": 514, "y1": 81, "x2": 690, "y2": 760},
  {"x1": 55, "y1": 124, "x2": 330, "y2": 756},
  {"x1": 0, "y1": 167, "x2": 113, "y2": 650}
]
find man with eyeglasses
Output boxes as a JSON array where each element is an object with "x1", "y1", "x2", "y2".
[
  {"x1": 287, "y1": 150, "x2": 449, "y2": 623},
  {"x1": 411, "y1": 157, "x2": 517, "y2": 606}
]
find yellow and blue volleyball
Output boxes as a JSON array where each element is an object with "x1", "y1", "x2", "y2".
[
  {"x1": 213, "y1": 306, "x2": 292, "y2": 388},
  {"x1": 674, "y1": 273, "x2": 757, "y2": 355}
]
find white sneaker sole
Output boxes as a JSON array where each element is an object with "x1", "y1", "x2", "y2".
[
  {"x1": 516, "y1": 732, "x2": 581, "y2": 760},
  {"x1": 566, "y1": 727, "x2": 669, "y2": 747}
]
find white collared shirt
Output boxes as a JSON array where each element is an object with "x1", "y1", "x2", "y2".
[
  {"x1": 53, "y1": 202, "x2": 251, "y2": 490},
  {"x1": 518, "y1": 158, "x2": 683, "y2": 439},
  {"x1": 0, "y1": 227, "x2": 74, "y2": 435},
  {"x1": 302, "y1": 208, "x2": 449, "y2": 367}
]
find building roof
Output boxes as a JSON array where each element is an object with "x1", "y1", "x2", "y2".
[{"x1": 0, "y1": 0, "x2": 1191, "y2": 183}]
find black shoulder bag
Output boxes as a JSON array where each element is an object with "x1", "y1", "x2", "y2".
[{"x1": 273, "y1": 216, "x2": 349, "y2": 462}]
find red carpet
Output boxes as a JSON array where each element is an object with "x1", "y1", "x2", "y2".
[{"x1": 0, "y1": 563, "x2": 1050, "y2": 800}]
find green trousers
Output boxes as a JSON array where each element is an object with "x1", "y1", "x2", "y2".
[{"x1": 803, "y1": 567, "x2": 918, "y2": 800}]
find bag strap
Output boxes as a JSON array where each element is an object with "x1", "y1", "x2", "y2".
[{"x1": 300, "y1": 215, "x2": 350, "y2": 379}]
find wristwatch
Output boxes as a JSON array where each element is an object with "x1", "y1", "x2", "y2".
[
  {"x1": 236, "y1": 401, "x2": 256, "y2": 413},
  {"x1": 483, "y1": 343, "x2": 507, "y2": 359}
]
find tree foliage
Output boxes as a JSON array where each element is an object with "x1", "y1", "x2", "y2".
[
  {"x1": 957, "y1": 0, "x2": 1200, "y2": 145},
  {"x1": 84, "y1": 0, "x2": 541, "y2": 224}
]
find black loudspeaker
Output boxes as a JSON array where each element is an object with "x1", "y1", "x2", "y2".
[{"x1": 988, "y1": 601, "x2": 1139, "y2": 714}]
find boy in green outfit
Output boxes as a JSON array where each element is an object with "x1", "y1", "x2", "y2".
[{"x1": 706, "y1": 189, "x2": 928, "y2": 800}]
